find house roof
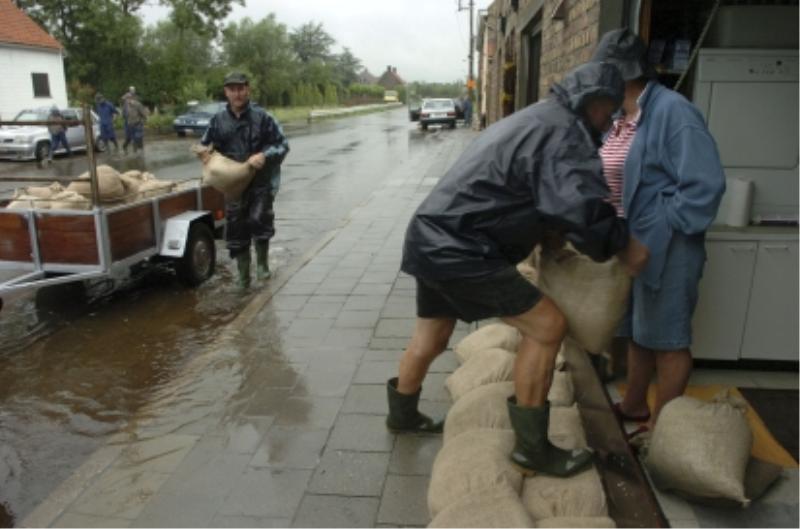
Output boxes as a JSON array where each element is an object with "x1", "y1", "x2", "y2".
[
  {"x1": 378, "y1": 66, "x2": 405, "y2": 88},
  {"x1": 0, "y1": 0, "x2": 62, "y2": 51}
]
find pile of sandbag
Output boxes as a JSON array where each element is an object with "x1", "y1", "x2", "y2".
[
  {"x1": 643, "y1": 391, "x2": 783, "y2": 507},
  {"x1": 428, "y1": 322, "x2": 615, "y2": 528},
  {"x1": 192, "y1": 144, "x2": 254, "y2": 199}
]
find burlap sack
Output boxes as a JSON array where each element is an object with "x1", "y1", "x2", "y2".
[
  {"x1": 67, "y1": 165, "x2": 126, "y2": 202},
  {"x1": 547, "y1": 369, "x2": 574, "y2": 407},
  {"x1": 50, "y1": 191, "x2": 91, "y2": 210},
  {"x1": 136, "y1": 179, "x2": 176, "y2": 199},
  {"x1": 15, "y1": 182, "x2": 63, "y2": 199},
  {"x1": 536, "y1": 516, "x2": 616, "y2": 528},
  {"x1": 445, "y1": 348, "x2": 516, "y2": 401},
  {"x1": 6, "y1": 195, "x2": 49, "y2": 209},
  {"x1": 549, "y1": 404, "x2": 587, "y2": 451},
  {"x1": 428, "y1": 429, "x2": 522, "y2": 517},
  {"x1": 428, "y1": 483, "x2": 535, "y2": 528},
  {"x1": 517, "y1": 260, "x2": 538, "y2": 285},
  {"x1": 454, "y1": 323, "x2": 521, "y2": 364},
  {"x1": 521, "y1": 467, "x2": 607, "y2": 520},
  {"x1": 192, "y1": 144, "x2": 254, "y2": 199},
  {"x1": 645, "y1": 392, "x2": 752, "y2": 505},
  {"x1": 444, "y1": 382, "x2": 514, "y2": 443},
  {"x1": 536, "y1": 245, "x2": 631, "y2": 354}
]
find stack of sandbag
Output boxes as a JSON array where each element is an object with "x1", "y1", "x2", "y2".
[
  {"x1": 644, "y1": 392, "x2": 755, "y2": 506},
  {"x1": 192, "y1": 144, "x2": 255, "y2": 199},
  {"x1": 4, "y1": 183, "x2": 64, "y2": 209},
  {"x1": 66, "y1": 165, "x2": 129, "y2": 203},
  {"x1": 118, "y1": 170, "x2": 177, "y2": 201},
  {"x1": 535, "y1": 243, "x2": 631, "y2": 354},
  {"x1": 429, "y1": 323, "x2": 614, "y2": 528},
  {"x1": 50, "y1": 191, "x2": 91, "y2": 210}
]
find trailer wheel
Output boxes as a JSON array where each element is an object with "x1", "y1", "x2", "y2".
[{"x1": 177, "y1": 222, "x2": 215, "y2": 287}]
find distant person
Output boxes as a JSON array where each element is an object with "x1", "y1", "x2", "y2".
[
  {"x1": 122, "y1": 93, "x2": 148, "y2": 154},
  {"x1": 200, "y1": 72, "x2": 290, "y2": 288},
  {"x1": 95, "y1": 93, "x2": 119, "y2": 151},
  {"x1": 47, "y1": 106, "x2": 70, "y2": 161},
  {"x1": 387, "y1": 63, "x2": 648, "y2": 477},
  {"x1": 462, "y1": 96, "x2": 473, "y2": 128}
]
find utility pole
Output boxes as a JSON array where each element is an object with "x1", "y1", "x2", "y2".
[{"x1": 458, "y1": 0, "x2": 475, "y2": 99}]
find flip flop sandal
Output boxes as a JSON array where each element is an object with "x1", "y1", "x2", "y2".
[{"x1": 613, "y1": 402, "x2": 651, "y2": 423}]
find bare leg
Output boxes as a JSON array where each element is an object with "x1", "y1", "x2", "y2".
[
  {"x1": 650, "y1": 348, "x2": 692, "y2": 428},
  {"x1": 502, "y1": 296, "x2": 567, "y2": 406},
  {"x1": 620, "y1": 340, "x2": 655, "y2": 418},
  {"x1": 397, "y1": 317, "x2": 456, "y2": 395}
]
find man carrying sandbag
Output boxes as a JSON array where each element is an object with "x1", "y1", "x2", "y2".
[
  {"x1": 387, "y1": 62, "x2": 649, "y2": 477},
  {"x1": 201, "y1": 72, "x2": 289, "y2": 288}
]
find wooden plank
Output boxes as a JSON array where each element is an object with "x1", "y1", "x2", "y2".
[
  {"x1": 564, "y1": 340, "x2": 668, "y2": 528},
  {"x1": 0, "y1": 212, "x2": 33, "y2": 262},
  {"x1": 159, "y1": 190, "x2": 197, "y2": 220},
  {"x1": 108, "y1": 204, "x2": 156, "y2": 261},
  {"x1": 201, "y1": 187, "x2": 225, "y2": 217},
  {"x1": 37, "y1": 214, "x2": 99, "y2": 265}
]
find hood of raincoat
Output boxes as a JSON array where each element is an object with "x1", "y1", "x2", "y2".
[{"x1": 400, "y1": 62, "x2": 628, "y2": 282}]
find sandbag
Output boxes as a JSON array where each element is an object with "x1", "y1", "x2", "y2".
[
  {"x1": 6, "y1": 195, "x2": 49, "y2": 209},
  {"x1": 50, "y1": 191, "x2": 91, "y2": 211},
  {"x1": 521, "y1": 467, "x2": 607, "y2": 520},
  {"x1": 15, "y1": 182, "x2": 63, "y2": 199},
  {"x1": 454, "y1": 323, "x2": 520, "y2": 364},
  {"x1": 444, "y1": 382, "x2": 514, "y2": 443},
  {"x1": 645, "y1": 392, "x2": 752, "y2": 505},
  {"x1": 549, "y1": 404, "x2": 587, "y2": 451},
  {"x1": 517, "y1": 260, "x2": 538, "y2": 285},
  {"x1": 67, "y1": 164, "x2": 126, "y2": 202},
  {"x1": 445, "y1": 348, "x2": 515, "y2": 401},
  {"x1": 547, "y1": 369, "x2": 574, "y2": 407},
  {"x1": 536, "y1": 244, "x2": 630, "y2": 354},
  {"x1": 193, "y1": 144, "x2": 254, "y2": 199},
  {"x1": 536, "y1": 516, "x2": 616, "y2": 528},
  {"x1": 428, "y1": 483, "x2": 535, "y2": 528},
  {"x1": 136, "y1": 179, "x2": 176, "y2": 199},
  {"x1": 428, "y1": 429, "x2": 522, "y2": 517}
]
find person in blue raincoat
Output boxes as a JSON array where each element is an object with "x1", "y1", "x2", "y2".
[
  {"x1": 95, "y1": 93, "x2": 118, "y2": 151},
  {"x1": 593, "y1": 29, "x2": 726, "y2": 435}
]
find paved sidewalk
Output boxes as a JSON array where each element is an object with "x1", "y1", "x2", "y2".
[{"x1": 23, "y1": 130, "x2": 475, "y2": 528}]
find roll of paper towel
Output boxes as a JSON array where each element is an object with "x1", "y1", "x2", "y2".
[{"x1": 726, "y1": 177, "x2": 754, "y2": 227}]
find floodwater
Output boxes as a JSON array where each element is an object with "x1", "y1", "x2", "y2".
[{"x1": 0, "y1": 108, "x2": 458, "y2": 525}]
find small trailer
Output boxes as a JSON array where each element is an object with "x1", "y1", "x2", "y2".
[{"x1": 0, "y1": 105, "x2": 225, "y2": 311}]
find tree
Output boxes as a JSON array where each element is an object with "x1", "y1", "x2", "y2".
[
  {"x1": 289, "y1": 21, "x2": 334, "y2": 64},
  {"x1": 222, "y1": 15, "x2": 297, "y2": 107},
  {"x1": 331, "y1": 47, "x2": 362, "y2": 88}
]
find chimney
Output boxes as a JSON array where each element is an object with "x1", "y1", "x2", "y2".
[
  {"x1": 387, "y1": 65, "x2": 392, "y2": 72},
  {"x1": 392, "y1": 67, "x2": 397, "y2": 73}
]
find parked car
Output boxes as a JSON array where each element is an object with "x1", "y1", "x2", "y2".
[
  {"x1": 0, "y1": 107, "x2": 102, "y2": 162},
  {"x1": 419, "y1": 99, "x2": 457, "y2": 130},
  {"x1": 452, "y1": 99, "x2": 465, "y2": 120},
  {"x1": 384, "y1": 90, "x2": 399, "y2": 103},
  {"x1": 173, "y1": 102, "x2": 226, "y2": 137}
]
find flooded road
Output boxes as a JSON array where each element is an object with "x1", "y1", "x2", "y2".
[{"x1": 0, "y1": 108, "x2": 464, "y2": 525}]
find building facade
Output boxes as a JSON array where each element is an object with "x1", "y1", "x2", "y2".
[{"x1": 0, "y1": 0, "x2": 67, "y2": 120}]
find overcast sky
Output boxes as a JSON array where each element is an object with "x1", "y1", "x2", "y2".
[{"x1": 140, "y1": 0, "x2": 492, "y2": 83}]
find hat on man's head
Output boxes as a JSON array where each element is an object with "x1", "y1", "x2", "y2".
[
  {"x1": 591, "y1": 28, "x2": 655, "y2": 81},
  {"x1": 224, "y1": 72, "x2": 249, "y2": 86}
]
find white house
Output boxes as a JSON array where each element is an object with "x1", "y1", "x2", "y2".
[{"x1": 0, "y1": 0, "x2": 67, "y2": 121}]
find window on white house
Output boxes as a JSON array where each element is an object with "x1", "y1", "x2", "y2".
[{"x1": 32, "y1": 73, "x2": 51, "y2": 98}]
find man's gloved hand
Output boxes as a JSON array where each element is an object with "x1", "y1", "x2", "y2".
[
  {"x1": 248, "y1": 152, "x2": 266, "y2": 170},
  {"x1": 617, "y1": 236, "x2": 650, "y2": 277}
]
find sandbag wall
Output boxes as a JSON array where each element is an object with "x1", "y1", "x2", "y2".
[
  {"x1": 4, "y1": 165, "x2": 177, "y2": 210},
  {"x1": 427, "y1": 322, "x2": 616, "y2": 528}
]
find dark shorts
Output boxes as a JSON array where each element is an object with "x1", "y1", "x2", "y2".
[{"x1": 416, "y1": 267, "x2": 542, "y2": 323}]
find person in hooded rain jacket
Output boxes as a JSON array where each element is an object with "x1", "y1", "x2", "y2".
[
  {"x1": 593, "y1": 29, "x2": 725, "y2": 436},
  {"x1": 201, "y1": 72, "x2": 289, "y2": 288},
  {"x1": 95, "y1": 93, "x2": 119, "y2": 151},
  {"x1": 387, "y1": 61, "x2": 650, "y2": 478}
]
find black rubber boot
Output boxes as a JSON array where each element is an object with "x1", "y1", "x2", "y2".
[
  {"x1": 255, "y1": 241, "x2": 271, "y2": 280},
  {"x1": 386, "y1": 377, "x2": 443, "y2": 434},
  {"x1": 236, "y1": 252, "x2": 251, "y2": 289},
  {"x1": 507, "y1": 397, "x2": 593, "y2": 477}
]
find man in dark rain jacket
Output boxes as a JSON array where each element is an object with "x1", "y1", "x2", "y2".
[
  {"x1": 201, "y1": 72, "x2": 289, "y2": 288},
  {"x1": 386, "y1": 62, "x2": 650, "y2": 477}
]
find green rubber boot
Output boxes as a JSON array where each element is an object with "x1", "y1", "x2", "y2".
[
  {"x1": 507, "y1": 397, "x2": 593, "y2": 477},
  {"x1": 236, "y1": 252, "x2": 251, "y2": 289},
  {"x1": 386, "y1": 377, "x2": 443, "y2": 434},
  {"x1": 255, "y1": 241, "x2": 271, "y2": 280}
]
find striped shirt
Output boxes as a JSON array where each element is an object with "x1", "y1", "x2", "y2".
[{"x1": 599, "y1": 112, "x2": 639, "y2": 217}]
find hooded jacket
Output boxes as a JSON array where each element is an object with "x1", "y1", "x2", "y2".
[{"x1": 401, "y1": 62, "x2": 629, "y2": 281}]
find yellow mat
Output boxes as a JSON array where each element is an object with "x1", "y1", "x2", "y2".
[{"x1": 616, "y1": 383, "x2": 798, "y2": 469}]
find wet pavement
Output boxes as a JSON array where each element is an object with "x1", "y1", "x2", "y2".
[{"x1": 0, "y1": 109, "x2": 477, "y2": 527}]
